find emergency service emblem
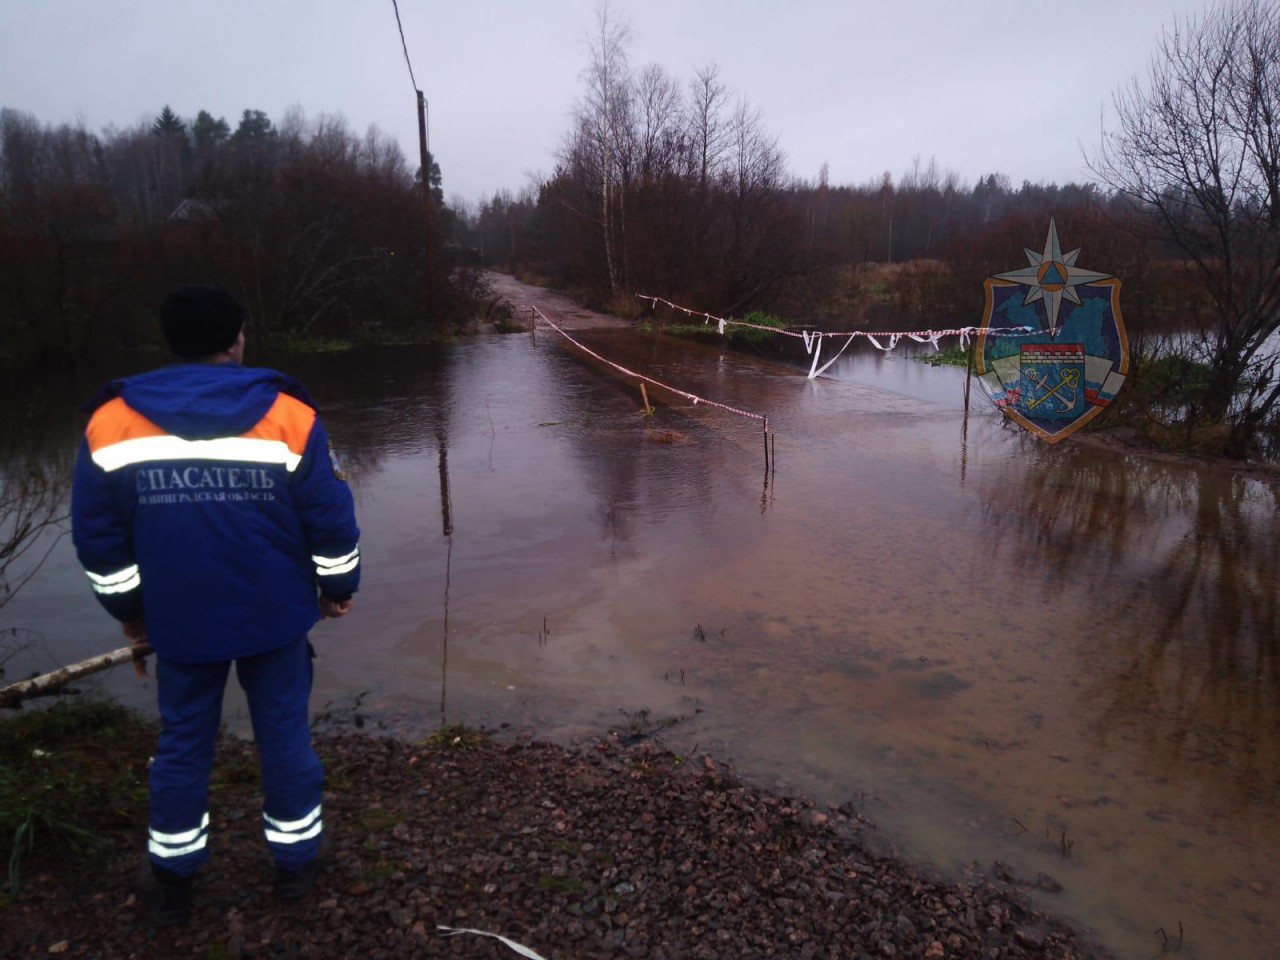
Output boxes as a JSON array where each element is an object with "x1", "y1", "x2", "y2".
[{"x1": 974, "y1": 219, "x2": 1127, "y2": 443}]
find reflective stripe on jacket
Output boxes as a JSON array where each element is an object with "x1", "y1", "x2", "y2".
[{"x1": 72, "y1": 363, "x2": 360, "y2": 662}]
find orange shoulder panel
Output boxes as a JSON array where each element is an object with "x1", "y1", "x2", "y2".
[
  {"x1": 85, "y1": 397, "x2": 167, "y2": 453},
  {"x1": 242, "y1": 393, "x2": 316, "y2": 456}
]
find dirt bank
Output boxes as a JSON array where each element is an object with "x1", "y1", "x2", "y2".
[
  {"x1": 2, "y1": 729, "x2": 1104, "y2": 960},
  {"x1": 1075, "y1": 427, "x2": 1280, "y2": 484}
]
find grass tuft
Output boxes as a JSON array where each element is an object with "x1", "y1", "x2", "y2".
[
  {"x1": 913, "y1": 344, "x2": 970, "y2": 367},
  {"x1": 0, "y1": 701, "x2": 152, "y2": 894},
  {"x1": 643, "y1": 309, "x2": 788, "y2": 343},
  {"x1": 423, "y1": 723, "x2": 486, "y2": 751}
]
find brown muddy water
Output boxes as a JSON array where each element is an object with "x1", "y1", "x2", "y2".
[{"x1": 3, "y1": 275, "x2": 1278, "y2": 958}]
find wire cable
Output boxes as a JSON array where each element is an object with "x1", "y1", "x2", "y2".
[
  {"x1": 390, "y1": 0, "x2": 419, "y2": 92},
  {"x1": 532, "y1": 305, "x2": 769, "y2": 432}
]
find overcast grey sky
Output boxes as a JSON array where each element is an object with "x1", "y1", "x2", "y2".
[{"x1": 1, "y1": 0, "x2": 1203, "y2": 203}]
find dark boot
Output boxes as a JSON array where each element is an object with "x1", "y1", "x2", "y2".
[
  {"x1": 275, "y1": 858, "x2": 320, "y2": 900},
  {"x1": 139, "y1": 861, "x2": 193, "y2": 927},
  {"x1": 275, "y1": 833, "x2": 330, "y2": 900}
]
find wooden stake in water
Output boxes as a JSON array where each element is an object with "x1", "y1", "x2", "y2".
[
  {"x1": 964, "y1": 339, "x2": 975, "y2": 412},
  {"x1": 640, "y1": 383, "x2": 653, "y2": 416}
]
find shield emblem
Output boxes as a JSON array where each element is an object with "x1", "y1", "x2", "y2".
[{"x1": 974, "y1": 220, "x2": 1128, "y2": 443}]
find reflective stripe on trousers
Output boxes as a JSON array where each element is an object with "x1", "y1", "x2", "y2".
[
  {"x1": 263, "y1": 803, "x2": 323, "y2": 846},
  {"x1": 151, "y1": 637, "x2": 323, "y2": 875},
  {"x1": 148, "y1": 812, "x2": 210, "y2": 859}
]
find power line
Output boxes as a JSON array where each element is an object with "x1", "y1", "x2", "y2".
[
  {"x1": 389, "y1": 0, "x2": 436, "y2": 320},
  {"x1": 390, "y1": 0, "x2": 419, "y2": 92}
]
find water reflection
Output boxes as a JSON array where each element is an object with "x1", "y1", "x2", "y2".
[
  {"x1": 955, "y1": 435, "x2": 1279, "y2": 955},
  {"x1": 436, "y1": 396, "x2": 455, "y2": 726},
  {"x1": 981, "y1": 440, "x2": 1279, "y2": 732}
]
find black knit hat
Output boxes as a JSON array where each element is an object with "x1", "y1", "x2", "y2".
[{"x1": 160, "y1": 284, "x2": 245, "y2": 358}]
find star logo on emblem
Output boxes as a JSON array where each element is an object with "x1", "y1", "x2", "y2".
[{"x1": 994, "y1": 218, "x2": 1112, "y2": 333}]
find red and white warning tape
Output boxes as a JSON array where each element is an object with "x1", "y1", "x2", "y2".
[
  {"x1": 635, "y1": 294, "x2": 1037, "y2": 380},
  {"x1": 531, "y1": 304, "x2": 770, "y2": 433}
]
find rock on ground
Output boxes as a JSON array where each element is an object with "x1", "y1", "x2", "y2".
[{"x1": 1, "y1": 733, "x2": 1109, "y2": 959}]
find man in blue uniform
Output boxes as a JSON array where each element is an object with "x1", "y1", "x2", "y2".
[{"x1": 71, "y1": 284, "x2": 361, "y2": 925}]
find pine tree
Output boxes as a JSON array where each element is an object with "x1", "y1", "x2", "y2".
[
  {"x1": 192, "y1": 110, "x2": 230, "y2": 150},
  {"x1": 231, "y1": 109, "x2": 275, "y2": 144},
  {"x1": 152, "y1": 105, "x2": 185, "y2": 138}
]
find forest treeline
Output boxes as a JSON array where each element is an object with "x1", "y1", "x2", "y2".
[
  {"x1": 467, "y1": 4, "x2": 1280, "y2": 457},
  {"x1": 466, "y1": 17, "x2": 1181, "y2": 334},
  {"x1": 473, "y1": 159, "x2": 1179, "y2": 329},
  {"x1": 0, "y1": 104, "x2": 475, "y2": 378}
]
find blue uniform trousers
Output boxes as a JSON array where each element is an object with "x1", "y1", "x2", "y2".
[{"x1": 147, "y1": 637, "x2": 324, "y2": 875}]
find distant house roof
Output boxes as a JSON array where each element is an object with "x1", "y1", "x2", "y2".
[{"x1": 168, "y1": 198, "x2": 226, "y2": 223}]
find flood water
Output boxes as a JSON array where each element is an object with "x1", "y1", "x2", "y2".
[{"x1": 3, "y1": 275, "x2": 1278, "y2": 959}]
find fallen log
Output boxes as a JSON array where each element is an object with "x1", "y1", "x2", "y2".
[{"x1": 0, "y1": 643, "x2": 152, "y2": 709}]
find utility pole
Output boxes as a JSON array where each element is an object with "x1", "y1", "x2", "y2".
[{"x1": 417, "y1": 89, "x2": 436, "y2": 320}]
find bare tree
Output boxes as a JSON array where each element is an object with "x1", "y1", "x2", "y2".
[
  {"x1": 729, "y1": 97, "x2": 783, "y2": 201},
  {"x1": 635, "y1": 64, "x2": 683, "y2": 183},
  {"x1": 687, "y1": 63, "x2": 731, "y2": 194},
  {"x1": 363, "y1": 124, "x2": 409, "y2": 185},
  {"x1": 0, "y1": 456, "x2": 69, "y2": 611},
  {"x1": 1091, "y1": 0, "x2": 1280, "y2": 452},
  {"x1": 579, "y1": 6, "x2": 633, "y2": 294}
]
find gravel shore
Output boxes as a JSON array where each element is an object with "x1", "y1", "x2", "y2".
[{"x1": 2, "y1": 731, "x2": 1105, "y2": 959}]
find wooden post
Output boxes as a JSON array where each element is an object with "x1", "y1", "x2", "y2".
[
  {"x1": 440, "y1": 534, "x2": 452, "y2": 727},
  {"x1": 437, "y1": 424, "x2": 453, "y2": 537},
  {"x1": 763, "y1": 425, "x2": 770, "y2": 472},
  {"x1": 529, "y1": 306, "x2": 536, "y2": 343},
  {"x1": 640, "y1": 383, "x2": 652, "y2": 416},
  {"x1": 964, "y1": 339, "x2": 975, "y2": 412},
  {"x1": 416, "y1": 89, "x2": 436, "y2": 323}
]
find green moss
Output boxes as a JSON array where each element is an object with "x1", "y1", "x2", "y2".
[
  {"x1": 0, "y1": 700, "x2": 139, "y2": 755},
  {"x1": 537, "y1": 874, "x2": 583, "y2": 893},
  {"x1": 325, "y1": 759, "x2": 360, "y2": 790},
  {"x1": 359, "y1": 809, "x2": 404, "y2": 831},
  {"x1": 361, "y1": 860, "x2": 400, "y2": 883}
]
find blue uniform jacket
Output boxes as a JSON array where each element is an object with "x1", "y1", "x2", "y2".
[{"x1": 71, "y1": 363, "x2": 361, "y2": 663}]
